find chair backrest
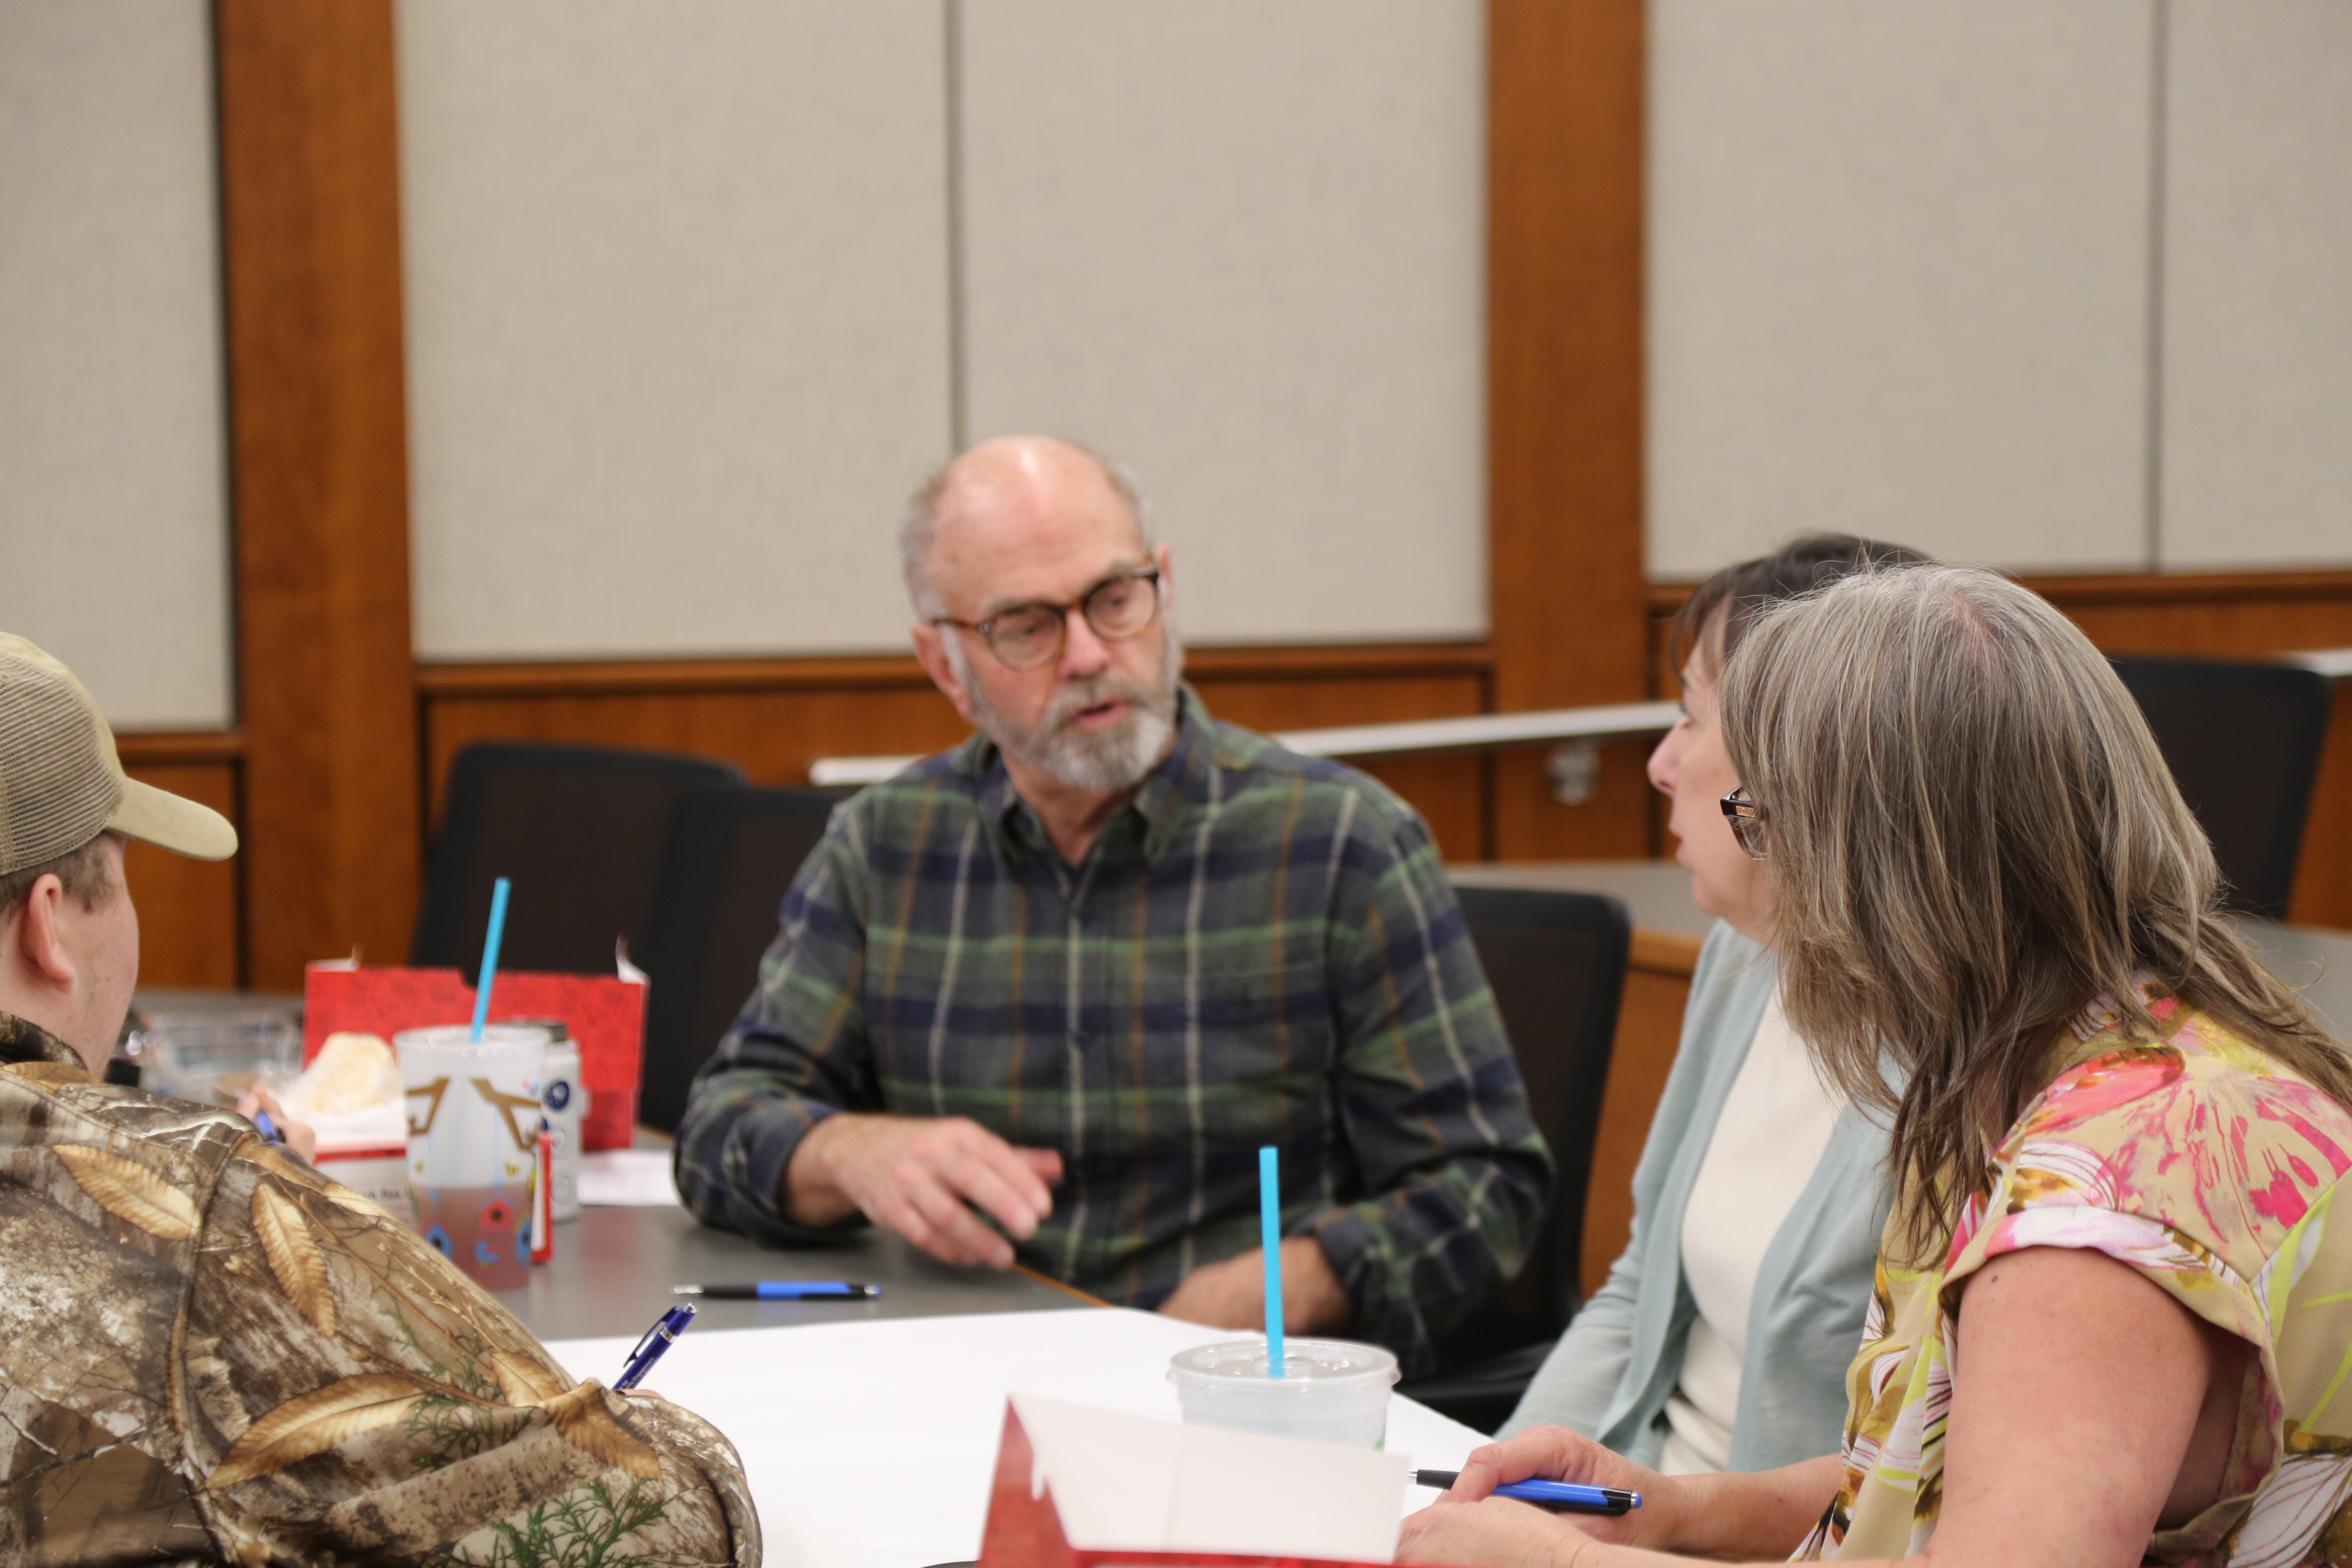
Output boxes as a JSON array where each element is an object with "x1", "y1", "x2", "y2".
[
  {"x1": 1452, "y1": 884, "x2": 1632, "y2": 1348},
  {"x1": 2109, "y1": 656, "x2": 2335, "y2": 920},
  {"x1": 411, "y1": 742, "x2": 746, "y2": 978},
  {"x1": 635, "y1": 784, "x2": 842, "y2": 1133}
]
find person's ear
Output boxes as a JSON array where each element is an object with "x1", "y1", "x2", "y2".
[
  {"x1": 13, "y1": 874, "x2": 77, "y2": 989},
  {"x1": 911, "y1": 622, "x2": 978, "y2": 724},
  {"x1": 1153, "y1": 542, "x2": 1174, "y2": 617}
]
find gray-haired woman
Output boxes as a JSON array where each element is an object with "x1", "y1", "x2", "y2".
[
  {"x1": 1404, "y1": 565, "x2": 2352, "y2": 1568},
  {"x1": 1502, "y1": 535, "x2": 1927, "y2": 1475}
]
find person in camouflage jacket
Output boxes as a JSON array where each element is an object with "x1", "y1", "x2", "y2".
[{"x1": 0, "y1": 631, "x2": 760, "y2": 1565}]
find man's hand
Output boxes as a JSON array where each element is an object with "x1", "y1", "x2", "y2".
[
  {"x1": 1158, "y1": 1236, "x2": 1353, "y2": 1334},
  {"x1": 783, "y1": 1114, "x2": 1061, "y2": 1268},
  {"x1": 235, "y1": 1087, "x2": 317, "y2": 1163}
]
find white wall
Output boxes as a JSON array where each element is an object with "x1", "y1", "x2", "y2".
[
  {"x1": 0, "y1": 1, "x2": 233, "y2": 729},
  {"x1": 1648, "y1": 0, "x2": 2352, "y2": 584},
  {"x1": 1646, "y1": 0, "x2": 2157, "y2": 581},
  {"x1": 2162, "y1": 1, "x2": 2352, "y2": 570},
  {"x1": 398, "y1": 0, "x2": 1488, "y2": 659},
  {"x1": 399, "y1": 0, "x2": 954, "y2": 662},
  {"x1": 959, "y1": 1, "x2": 1487, "y2": 644}
]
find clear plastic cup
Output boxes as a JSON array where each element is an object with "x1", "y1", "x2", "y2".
[
  {"x1": 396, "y1": 1025, "x2": 548, "y2": 1289},
  {"x1": 1167, "y1": 1339, "x2": 1401, "y2": 1448}
]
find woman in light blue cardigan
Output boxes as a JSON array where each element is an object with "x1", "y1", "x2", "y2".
[{"x1": 1500, "y1": 537, "x2": 1919, "y2": 1472}]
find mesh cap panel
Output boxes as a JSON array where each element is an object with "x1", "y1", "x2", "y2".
[{"x1": 0, "y1": 652, "x2": 120, "y2": 875}]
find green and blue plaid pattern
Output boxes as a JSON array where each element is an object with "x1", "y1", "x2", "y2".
[{"x1": 674, "y1": 690, "x2": 1551, "y2": 1373}]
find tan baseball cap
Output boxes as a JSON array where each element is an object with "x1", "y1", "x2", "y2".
[{"x1": 0, "y1": 634, "x2": 236, "y2": 874}]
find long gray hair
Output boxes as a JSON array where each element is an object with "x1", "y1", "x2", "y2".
[{"x1": 1721, "y1": 564, "x2": 2352, "y2": 1256}]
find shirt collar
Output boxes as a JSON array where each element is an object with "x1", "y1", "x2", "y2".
[
  {"x1": 960, "y1": 687, "x2": 1216, "y2": 867},
  {"x1": 0, "y1": 1010, "x2": 91, "y2": 1075}
]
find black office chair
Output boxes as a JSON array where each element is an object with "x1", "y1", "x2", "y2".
[
  {"x1": 412, "y1": 742, "x2": 746, "y2": 980},
  {"x1": 2109, "y1": 656, "x2": 2335, "y2": 921},
  {"x1": 1396, "y1": 886, "x2": 1633, "y2": 1433},
  {"x1": 634, "y1": 784, "x2": 842, "y2": 1133}
]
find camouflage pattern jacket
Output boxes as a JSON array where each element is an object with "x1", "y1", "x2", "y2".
[{"x1": 0, "y1": 1011, "x2": 760, "y2": 1566}]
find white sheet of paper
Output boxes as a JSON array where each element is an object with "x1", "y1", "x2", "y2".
[
  {"x1": 1012, "y1": 1392, "x2": 1408, "y2": 1561},
  {"x1": 576, "y1": 1148, "x2": 682, "y2": 1206},
  {"x1": 543, "y1": 1307, "x2": 1486, "y2": 1568}
]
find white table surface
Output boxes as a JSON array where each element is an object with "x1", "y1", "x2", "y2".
[{"x1": 544, "y1": 1308, "x2": 1487, "y2": 1568}]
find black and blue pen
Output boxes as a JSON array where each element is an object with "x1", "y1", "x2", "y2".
[
  {"x1": 1414, "y1": 1470, "x2": 1641, "y2": 1516},
  {"x1": 673, "y1": 1281, "x2": 880, "y2": 1300},
  {"x1": 614, "y1": 1302, "x2": 697, "y2": 1391},
  {"x1": 250, "y1": 1109, "x2": 287, "y2": 1146}
]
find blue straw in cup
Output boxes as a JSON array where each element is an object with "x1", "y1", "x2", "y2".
[
  {"x1": 469, "y1": 877, "x2": 512, "y2": 1042},
  {"x1": 1260, "y1": 1144, "x2": 1285, "y2": 1378}
]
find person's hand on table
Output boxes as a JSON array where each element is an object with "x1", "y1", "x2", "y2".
[
  {"x1": 1398, "y1": 1426, "x2": 1674, "y2": 1568},
  {"x1": 1158, "y1": 1236, "x2": 1354, "y2": 1333},
  {"x1": 783, "y1": 1113, "x2": 1061, "y2": 1268},
  {"x1": 235, "y1": 1087, "x2": 316, "y2": 1162}
]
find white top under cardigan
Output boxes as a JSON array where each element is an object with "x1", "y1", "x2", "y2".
[
  {"x1": 1501, "y1": 923, "x2": 1897, "y2": 1474},
  {"x1": 1658, "y1": 986, "x2": 1845, "y2": 1474}
]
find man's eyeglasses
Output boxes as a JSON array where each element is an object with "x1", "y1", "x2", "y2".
[
  {"x1": 932, "y1": 567, "x2": 1163, "y2": 672},
  {"x1": 1720, "y1": 787, "x2": 1766, "y2": 859}
]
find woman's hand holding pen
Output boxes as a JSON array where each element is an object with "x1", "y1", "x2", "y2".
[{"x1": 1399, "y1": 1428, "x2": 1674, "y2": 1567}]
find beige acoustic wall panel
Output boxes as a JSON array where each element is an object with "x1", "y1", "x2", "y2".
[
  {"x1": 958, "y1": 1, "x2": 1486, "y2": 645},
  {"x1": 1647, "y1": 0, "x2": 2156, "y2": 581},
  {"x1": 0, "y1": 2, "x2": 231, "y2": 729},
  {"x1": 2161, "y1": 4, "x2": 2352, "y2": 570},
  {"x1": 400, "y1": 1, "x2": 953, "y2": 660}
]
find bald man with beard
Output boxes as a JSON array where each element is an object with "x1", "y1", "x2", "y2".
[{"x1": 674, "y1": 437, "x2": 1550, "y2": 1375}]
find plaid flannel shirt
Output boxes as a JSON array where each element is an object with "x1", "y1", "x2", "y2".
[{"x1": 675, "y1": 689, "x2": 1551, "y2": 1373}]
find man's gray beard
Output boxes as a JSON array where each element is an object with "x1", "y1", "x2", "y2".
[{"x1": 960, "y1": 630, "x2": 1185, "y2": 793}]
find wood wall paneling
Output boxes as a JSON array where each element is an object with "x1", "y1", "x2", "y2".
[
  {"x1": 215, "y1": 0, "x2": 423, "y2": 987},
  {"x1": 117, "y1": 733, "x2": 244, "y2": 991},
  {"x1": 416, "y1": 644, "x2": 1497, "y2": 862},
  {"x1": 1487, "y1": 0, "x2": 1651, "y2": 863}
]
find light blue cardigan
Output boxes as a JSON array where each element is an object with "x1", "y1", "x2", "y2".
[{"x1": 1501, "y1": 923, "x2": 1895, "y2": 1472}]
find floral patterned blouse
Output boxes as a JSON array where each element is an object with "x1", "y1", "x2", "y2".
[{"x1": 1798, "y1": 986, "x2": 2352, "y2": 1566}]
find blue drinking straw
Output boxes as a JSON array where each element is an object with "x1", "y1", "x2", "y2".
[
  {"x1": 1260, "y1": 1144, "x2": 1285, "y2": 1378},
  {"x1": 469, "y1": 878, "x2": 512, "y2": 1042}
]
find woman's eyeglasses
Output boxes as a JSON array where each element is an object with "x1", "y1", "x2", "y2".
[{"x1": 1720, "y1": 787, "x2": 1765, "y2": 859}]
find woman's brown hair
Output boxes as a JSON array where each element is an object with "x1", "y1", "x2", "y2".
[
  {"x1": 1668, "y1": 533, "x2": 1936, "y2": 680},
  {"x1": 1720, "y1": 564, "x2": 2352, "y2": 1256}
]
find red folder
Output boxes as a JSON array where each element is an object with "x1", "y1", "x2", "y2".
[{"x1": 301, "y1": 963, "x2": 644, "y2": 1151}]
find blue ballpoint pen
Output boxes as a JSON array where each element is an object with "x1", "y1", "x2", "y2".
[
  {"x1": 672, "y1": 1281, "x2": 880, "y2": 1300},
  {"x1": 614, "y1": 1302, "x2": 697, "y2": 1390},
  {"x1": 1413, "y1": 1470, "x2": 1641, "y2": 1516},
  {"x1": 250, "y1": 1109, "x2": 287, "y2": 1145}
]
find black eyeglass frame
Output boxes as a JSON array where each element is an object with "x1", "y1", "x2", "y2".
[
  {"x1": 930, "y1": 566, "x2": 1164, "y2": 671},
  {"x1": 1720, "y1": 786, "x2": 1766, "y2": 859}
]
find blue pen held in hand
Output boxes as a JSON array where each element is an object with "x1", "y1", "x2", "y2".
[
  {"x1": 672, "y1": 1282, "x2": 881, "y2": 1300},
  {"x1": 615, "y1": 1302, "x2": 697, "y2": 1391},
  {"x1": 1412, "y1": 1470, "x2": 1641, "y2": 1516}
]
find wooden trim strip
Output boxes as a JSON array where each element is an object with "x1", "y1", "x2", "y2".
[
  {"x1": 1487, "y1": 0, "x2": 1646, "y2": 714},
  {"x1": 1629, "y1": 927, "x2": 1702, "y2": 980},
  {"x1": 1650, "y1": 567, "x2": 2352, "y2": 615},
  {"x1": 1011, "y1": 1264, "x2": 1113, "y2": 1308},
  {"x1": 216, "y1": 0, "x2": 421, "y2": 989},
  {"x1": 115, "y1": 731, "x2": 245, "y2": 766},
  {"x1": 416, "y1": 641, "x2": 1494, "y2": 700}
]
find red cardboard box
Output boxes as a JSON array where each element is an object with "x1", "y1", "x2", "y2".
[{"x1": 301, "y1": 962, "x2": 645, "y2": 1151}]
